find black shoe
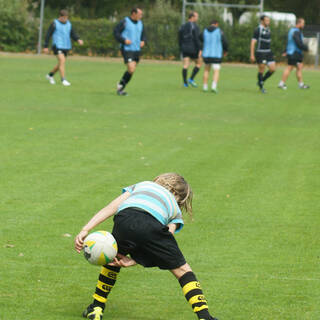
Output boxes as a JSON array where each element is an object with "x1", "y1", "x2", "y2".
[
  {"x1": 117, "y1": 89, "x2": 128, "y2": 96},
  {"x1": 83, "y1": 304, "x2": 103, "y2": 319}
]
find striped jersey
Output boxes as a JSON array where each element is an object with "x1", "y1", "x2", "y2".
[
  {"x1": 117, "y1": 181, "x2": 184, "y2": 232},
  {"x1": 253, "y1": 25, "x2": 271, "y2": 52}
]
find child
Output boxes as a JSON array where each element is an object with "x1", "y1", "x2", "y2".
[
  {"x1": 200, "y1": 20, "x2": 228, "y2": 93},
  {"x1": 75, "y1": 173, "x2": 218, "y2": 320}
]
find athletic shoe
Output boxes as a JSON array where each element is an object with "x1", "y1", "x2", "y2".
[
  {"x1": 203, "y1": 88, "x2": 208, "y2": 92},
  {"x1": 83, "y1": 305, "x2": 103, "y2": 320},
  {"x1": 183, "y1": 83, "x2": 189, "y2": 88},
  {"x1": 211, "y1": 88, "x2": 218, "y2": 94},
  {"x1": 299, "y1": 84, "x2": 310, "y2": 89},
  {"x1": 278, "y1": 83, "x2": 287, "y2": 90},
  {"x1": 260, "y1": 87, "x2": 267, "y2": 94},
  {"x1": 188, "y1": 79, "x2": 198, "y2": 87},
  {"x1": 46, "y1": 74, "x2": 55, "y2": 85},
  {"x1": 117, "y1": 83, "x2": 124, "y2": 91},
  {"x1": 117, "y1": 89, "x2": 128, "y2": 96},
  {"x1": 62, "y1": 79, "x2": 71, "y2": 86}
]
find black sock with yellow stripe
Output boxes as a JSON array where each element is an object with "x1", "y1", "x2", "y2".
[
  {"x1": 179, "y1": 271, "x2": 212, "y2": 320},
  {"x1": 92, "y1": 265, "x2": 120, "y2": 310}
]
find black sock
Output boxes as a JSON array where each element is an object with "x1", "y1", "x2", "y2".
[
  {"x1": 119, "y1": 71, "x2": 132, "y2": 90},
  {"x1": 48, "y1": 72, "x2": 54, "y2": 77},
  {"x1": 190, "y1": 66, "x2": 200, "y2": 80},
  {"x1": 182, "y1": 68, "x2": 188, "y2": 84},
  {"x1": 92, "y1": 265, "x2": 121, "y2": 310},
  {"x1": 263, "y1": 70, "x2": 274, "y2": 82},
  {"x1": 179, "y1": 271, "x2": 213, "y2": 320},
  {"x1": 257, "y1": 72, "x2": 263, "y2": 88}
]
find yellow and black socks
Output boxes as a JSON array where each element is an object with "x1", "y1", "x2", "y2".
[
  {"x1": 179, "y1": 271, "x2": 212, "y2": 320},
  {"x1": 92, "y1": 265, "x2": 120, "y2": 310}
]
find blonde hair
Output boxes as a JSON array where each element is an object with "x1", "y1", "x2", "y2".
[{"x1": 153, "y1": 173, "x2": 193, "y2": 217}]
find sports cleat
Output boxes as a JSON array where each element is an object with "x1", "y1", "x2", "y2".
[
  {"x1": 117, "y1": 89, "x2": 128, "y2": 96},
  {"x1": 260, "y1": 87, "x2": 267, "y2": 94},
  {"x1": 62, "y1": 79, "x2": 71, "y2": 86},
  {"x1": 188, "y1": 79, "x2": 198, "y2": 87},
  {"x1": 299, "y1": 84, "x2": 310, "y2": 89},
  {"x1": 278, "y1": 84, "x2": 287, "y2": 90},
  {"x1": 183, "y1": 83, "x2": 189, "y2": 88},
  {"x1": 83, "y1": 305, "x2": 103, "y2": 320},
  {"x1": 211, "y1": 88, "x2": 218, "y2": 94},
  {"x1": 46, "y1": 74, "x2": 56, "y2": 85}
]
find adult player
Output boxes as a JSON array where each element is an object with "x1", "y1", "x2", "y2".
[
  {"x1": 200, "y1": 20, "x2": 228, "y2": 93},
  {"x1": 114, "y1": 7, "x2": 146, "y2": 96},
  {"x1": 278, "y1": 18, "x2": 309, "y2": 90},
  {"x1": 250, "y1": 15, "x2": 276, "y2": 93},
  {"x1": 178, "y1": 11, "x2": 202, "y2": 87},
  {"x1": 44, "y1": 9, "x2": 83, "y2": 86}
]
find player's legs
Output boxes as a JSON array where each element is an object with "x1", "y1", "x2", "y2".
[
  {"x1": 83, "y1": 265, "x2": 120, "y2": 319},
  {"x1": 182, "y1": 57, "x2": 190, "y2": 87},
  {"x1": 296, "y1": 63, "x2": 310, "y2": 89},
  {"x1": 278, "y1": 65, "x2": 294, "y2": 89},
  {"x1": 171, "y1": 263, "x2": 217, "y2": 320},
  {"x1": 117, "y1": 61, "x2": 137, "y2": 95},
  {"x1": 262, "y1": 61, "x2": 276, "y2": 83},
  {"x1": 189, "y1": 55, "x2": 202, "y2": 87},
  {"x1": 57, "y1": 53, "x2": 66, "y2": 79},
  {"x1": 203, "y1": 64, "x2": 211, "y2": 91},
  {"x1": 257, "y1": 63, "x2": 266, "y2": 89},
  {"x1": 212, "y1": 64, "x2": 220, "y2": 93}
]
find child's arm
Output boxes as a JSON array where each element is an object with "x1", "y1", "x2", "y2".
[{"x1": 74, "y1": 191, "x2": 131, "y2": 253}]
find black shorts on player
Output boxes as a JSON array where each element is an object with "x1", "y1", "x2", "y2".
[
  {"x1": 52, "y1": 45, "x2": 69, "y2": 56},
  {"x1": 255, "y1": 51, "x2": 274, "y2": 64},
  {"x1": 203, "y1": 57, "x2": 222, "y2": 65},
  {"x1": 287, "y1": 52, "x2": 303, "y2": 66},
  {"x1": 182, "y1": 51, "x2": 199, "y2": 60},
  {"x1": 122, "y1": 50, "x2": 140, "y2": 64},
  {"x1": 112, "y1": 208, "x2": 186, "y2": 270}
]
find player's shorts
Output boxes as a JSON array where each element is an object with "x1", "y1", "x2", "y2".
[
  {"x1": 287, "y1": 52, "x2": 303, "y2": 66},
  {"x1": 122, "y1": 50, "x2": 140, "y2": 63},
  {"x1": 52, "y1": 46, "x2": 69, "y2": 56},
  {"x1": 255, "y1": 51, "x2": 275, "y2": 65},
  {"x1": 182, "y1": 51, "x2": 199, "y2": 60},
  {"x1": 203, "y1": 57, "x2": 222, "y2": 65},
  {"x1": 112, "y1": 208, "x2": 186, "y2": 270}
]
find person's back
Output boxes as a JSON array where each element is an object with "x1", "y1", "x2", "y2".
[
  {"x1": 202, "y1": 26, "x2": 223, "y2": 59},
  {"x1": 179, "y1": 21, "x2": 200, "y2": 54}
]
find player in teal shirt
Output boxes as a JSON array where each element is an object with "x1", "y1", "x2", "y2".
[{"x1": 75, "y1": 173, "x2": 218, "y2": 320}]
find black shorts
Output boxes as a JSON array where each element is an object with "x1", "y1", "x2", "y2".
[
  {"x1": 122, "y1": 50, "x2": 140, "y2": 63},
  {"x1": 112, "y1": 208, "x2": 186, "y2": 270},
  {"x1": 182, "y1": 52, "x2": 199, "y2": 60},
  {"x1": 52, "y1": 46, "x2": 69, "y2": 56},
  {"x1": 203, "y1": 57, "x2": 222, "y2": 65},
  {"x1": 255, "y1": 51, "x2": 274, "y2": 64},
  {"x1": 287, "y1": 52, "x2": 303, "y2": 66}
]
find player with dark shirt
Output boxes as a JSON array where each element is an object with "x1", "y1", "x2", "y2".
[
  {"x1": 178, "y1": 11, "x2": 202, "y2": 87},
  {"x1": 113, "y1": 7, "x2": 146, "y2": 96},
  {"x1": 43, "y1": 9, "x2": 83, "y2": 86},
  {"x1": 278, "y1": 18, "x2": 309, "y2": 90},
  {"x1": 250, "y1": 15, "x2": 276, "y2": 93}
]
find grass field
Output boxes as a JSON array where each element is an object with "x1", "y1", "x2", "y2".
[{"x1": 1, "y1": 54, "x2": 320, "y2": 320}]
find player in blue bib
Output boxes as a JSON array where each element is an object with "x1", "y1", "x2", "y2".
[
  {"x1": 113, "y1": 7, "x2": 146, "y2": 96},
  {"x1": 75, "y1": 173, "x2": 219, "y2": 320},
  {"x1": 43, "y1": 10, "x2": 83, "y2": 86},
  {"x1": 278, "y1": 18, "x2": 310, "y2": 90}
]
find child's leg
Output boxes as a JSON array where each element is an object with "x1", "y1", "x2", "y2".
[
  {"x1": 171, "y1": 263, "x2": 216, "y2": 320},
  {"x1": 90, "y1": 265, "x2": 121, "y2": 310}
]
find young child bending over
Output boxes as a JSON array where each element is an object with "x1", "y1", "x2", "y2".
[{"x1": 75, "y1": 173, "x2": 218, "y2": 320}]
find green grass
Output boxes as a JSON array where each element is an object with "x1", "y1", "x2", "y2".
[{"x1": 1, "y1": 54, "x2": 320, "y2": 320}]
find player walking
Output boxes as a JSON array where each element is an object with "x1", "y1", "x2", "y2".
[
  {"x1": 278, "y1": 18, "x2": 309, "y2": 90},
  {"x1": 200, "y1": 20, "x2": 228, "y2": 93},
  {"x1": 250, "y1": 15, "x2": 276, "y2": 93},
  {"x1": 114, "y1": 7, "x2": 146, "y2": 96},
  {"x1": 44, "y1": 10, "x2": 83, "y2": 86},
  {"x1": 75, "y1": 173, "x2": 219, "y2": 320},
  {"x1": 178, "y1": 12, "x2": 202, "y2": 88}
]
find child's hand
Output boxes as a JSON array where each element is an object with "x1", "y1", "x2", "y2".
[
  {"x1": 108, "y1": 253, "x2": 137, "y2": 267},
  {"x1": 74, "y1": 230, "x2": 88, "y2": 253}
]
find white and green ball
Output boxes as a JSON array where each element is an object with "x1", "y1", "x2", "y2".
[{"x1": 83, "y1": 231, "x2": 118, "y2": 265}]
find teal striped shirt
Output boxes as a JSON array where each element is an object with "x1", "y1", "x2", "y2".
[{"x1": 117, "y1": 181, "x2": 184, "y2": 232}]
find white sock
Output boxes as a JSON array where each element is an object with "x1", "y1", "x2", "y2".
[
  {"x1": 279, "y1": 80, "x2": 285, "y2": 86},
  {"x1": 299, "y1": 82, "x2": 304, "y2": 87},
  {"x1": 211, "y1": 81, "x2": 217, "y2": 90},
  {"x1": 203, "y1": 84, "x2": 208, "y2": 90}
]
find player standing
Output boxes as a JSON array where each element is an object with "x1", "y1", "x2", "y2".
[
  {"x1": 178, "y1": 12, "x2": 202, "y2": 87},
  {"x1": 250, "y1": 15, "x2": 276, "y2": 93},
  {"x1": 114, "y1": 7, "x2": 146, "y2": 96},
  {"x1": 44, "y1": 9, "x2": 83, "y2": 86},
  {"x1": 200, "y1": 20, "x2": 228, "y2": 93},
  {"x1": 278, "y1": 18, "x2": 309, "y2": 90}
]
